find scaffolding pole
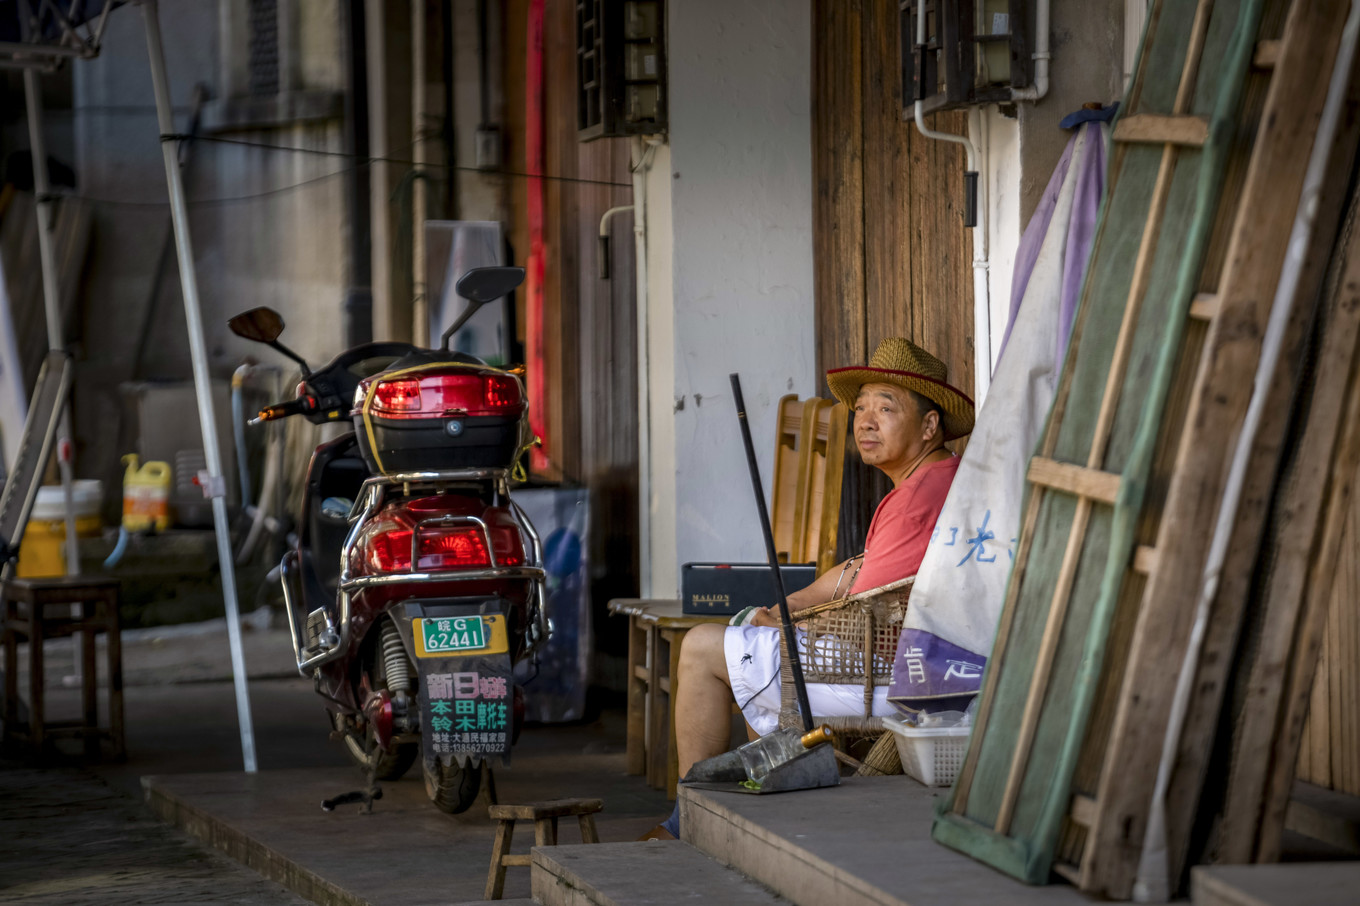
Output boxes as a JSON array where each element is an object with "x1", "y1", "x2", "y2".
[{"x1": 138, "y1": 0, "x2": 257, "y2": 772}]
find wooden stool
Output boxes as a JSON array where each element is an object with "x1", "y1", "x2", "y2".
[
  {"x1": 2, "y1": 576, "x2": 124, "y2": 760},
  {"x1": 484, "y1": 797, "x2": 602, "y2": 899}
]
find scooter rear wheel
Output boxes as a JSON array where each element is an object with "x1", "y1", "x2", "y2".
[
  {"x1": 423, "y1": 758, "x2": 482, "y2": 814},
  {"x1": 332, "y1": 710, "x2": 418, "y2": 781}
]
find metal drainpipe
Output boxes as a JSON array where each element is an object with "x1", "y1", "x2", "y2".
[
  {"x1": 343, "y1": 0, "x2": 373, "y2": 347},
  {"x1": 912, "y1": 3, "x2": 989, "y2": 404},
  {"x1": 1010, "y1": 0, "x2": 1052, "y2": 103},
  {"x1": 630, "y1": 137, "x2": 659, "y2": 596}
]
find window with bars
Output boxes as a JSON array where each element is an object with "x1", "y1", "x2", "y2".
[
  {"x1": 577, "y1": 0, "x2": 666, "y2": 141},
  {"x1": 247, "y1": 0, "x2": 280, "y2": 97}
]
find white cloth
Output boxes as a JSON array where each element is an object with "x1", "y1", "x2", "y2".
[
  {"x1": 894, "y1": 123, "x2": 1107, "y2": 702},
  {"x1": 723, "y1": 624, "x2": 894, "y2": 736}
]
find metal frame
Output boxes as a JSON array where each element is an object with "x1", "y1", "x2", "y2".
[
  {"x1": 280, "y1": 467, "x2": 549, "y2": 676},
  {"x1": 0, "y1": 0, "x2": 119, "y2": 71}
]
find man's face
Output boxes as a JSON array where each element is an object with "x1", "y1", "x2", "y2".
[{"x1": 853, "y1": 382, "x2": 934, "y2": 474}]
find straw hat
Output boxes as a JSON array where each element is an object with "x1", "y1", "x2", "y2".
[{"x1": 826, "y1": 337, "x2": 975, "y2": 441}]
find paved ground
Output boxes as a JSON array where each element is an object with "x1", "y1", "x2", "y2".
[
  {"x1": 0, "y1": 759, "x2": 312, "y2": 905},
  {"x1": 1, "y1": 609, "x2": 672, "y2": 905}
]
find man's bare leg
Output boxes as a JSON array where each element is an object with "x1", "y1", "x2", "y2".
[{"x1": 675, "y1": 623, "x2": 737, "y2": 781}]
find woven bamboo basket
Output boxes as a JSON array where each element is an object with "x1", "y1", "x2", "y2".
[{"x1": 776, "y1": 576, "x2": 914, "y2": 736}]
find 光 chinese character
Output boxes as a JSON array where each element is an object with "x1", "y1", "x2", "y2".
[
  {"x1": 426, "y1": 673, "x2": 453, "y2": 698},
  {"x1": 957, "y1": 510, "x2": 997, "y2": 566},
  {"x1": 479, "y1": 676, "x2": 508, "y2": 699},
  {"x1": 453, "y1": 671, "x2": 480, "y2": 699}
]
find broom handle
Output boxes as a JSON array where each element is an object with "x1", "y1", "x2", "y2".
[{"x1": 730, "y1": 373, "x2": 815, "y2": 732}]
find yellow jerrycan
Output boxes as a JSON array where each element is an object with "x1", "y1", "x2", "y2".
[{"x1": 122, "y1": 454, "x2": 172, "y2": 532}]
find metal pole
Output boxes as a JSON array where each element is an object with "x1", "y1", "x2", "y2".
[
  {"x1": 729, "y1": 374, "x2": 814, "y2": 732},
  {"x1": 22, "y1": 69, "x2": 81, "y2": 581},
  {"x1": 139, "y1": 0, "x2": 257, "y2": 772}
]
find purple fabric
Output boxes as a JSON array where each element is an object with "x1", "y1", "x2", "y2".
[
  {"x1": 1057, "y1": 123, "x2": 1106, "y2": 364},
  {"x1": 891, "y1": 628, "x2": 988, "y2": 701},
  {"x1": 996, "y1": 122, "x2": 1108, "y2": 367},
  {"x1": 996, "y1": 137, "x2": 1076, "y2": 362}
]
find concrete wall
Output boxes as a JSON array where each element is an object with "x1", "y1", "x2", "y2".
[
  {"x1": 645, "y1": 0, "x2": 816, "y2": 594},
  {"x1": 975, "y1": 0, "x2": 1127, "y2": 371},
  {"x1": 67, "y1": 1, "x2": 347, "y2": 506}
]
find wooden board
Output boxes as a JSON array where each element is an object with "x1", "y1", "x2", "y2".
[
  {"x1": 932, "y1": 0, "x2": 1269, "y2": 884},
  {"x1": 1078, "y1": 1, "x2": 1356, "y2": 895}
]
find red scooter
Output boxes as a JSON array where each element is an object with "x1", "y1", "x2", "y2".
[{"x1": 228, "y1": 266, "x2": 547, "y2": 814}]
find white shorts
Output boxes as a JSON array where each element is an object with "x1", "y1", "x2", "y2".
[{"x1": 723, "y1": 624, "x2": 895, "y2": 736}]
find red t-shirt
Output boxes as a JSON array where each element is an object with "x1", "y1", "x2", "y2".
[{"x1": 850, "y1": 455, "x2": 960, "y2": 594}]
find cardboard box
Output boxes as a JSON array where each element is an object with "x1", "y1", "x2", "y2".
[{"x1": 680, "y1": 562, "x2": 818, "y2": 616}]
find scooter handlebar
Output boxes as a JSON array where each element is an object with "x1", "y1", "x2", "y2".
[{"x1": 250, "y1": 395, "x2": 318, "y2": 425}]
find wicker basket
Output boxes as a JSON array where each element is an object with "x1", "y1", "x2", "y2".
[{"x1": 777, "y1": 576, "x2": 913, "y2": 733}]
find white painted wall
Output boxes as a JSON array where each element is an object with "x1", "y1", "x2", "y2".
[
  {"x1": 978, "y1": 108, "x2": 1022, "y2": 375},
  {"x1": 642, "y1": 0, "x2": 816, "y2": 597}
]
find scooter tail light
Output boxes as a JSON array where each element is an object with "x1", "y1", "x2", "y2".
[
  {"x1": 367, "y1": 372, "x2": 525, "y2": 419},
  {"x1": 371, "y1": 379, "x2": 422, "y2": 414},
  {"x1": 366, "y1": 523, "x2": 524, "y2": 573},
  {"x1": 419, "y1": 528, "x2": 492, "y2": 568}
]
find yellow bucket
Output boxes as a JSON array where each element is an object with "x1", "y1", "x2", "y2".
[{"x1": 16, "y1": 480, "x2": 104, "y2": 578}]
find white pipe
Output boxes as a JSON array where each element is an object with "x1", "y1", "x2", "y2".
[
  {"x1": 970, "y1": 107, "x2": 991, "y2": 407},
  {"x1": 1131, "y1": 3, "x2": 1360, "y2": 899},
  {"x1": 599, "y1": 205, "x2": 635, "y2": 239},
  {"x1": 140, "y1": 0, "x2": 258, "y2": 773},
  {"x1": 913, "y1": 1, "x2": 978, "y2": 171},
  {"x1": 631, "y1": 137, "x2": 659, "y2": 596},
  {"x1": 1011, "y1": 0, "x2": 1051, "y2": 103},
  {"x1": 411, "y1": 0, "x2": 428, "y2": 347}
]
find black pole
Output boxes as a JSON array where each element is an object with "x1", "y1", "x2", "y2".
[{"x1": 730, "y1": 374, "x2": 814, "y2": 732}]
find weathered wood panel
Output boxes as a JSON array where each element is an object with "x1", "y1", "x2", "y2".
[{"x1": 814, "y1": 0, "x2": 974, "y2": 555}]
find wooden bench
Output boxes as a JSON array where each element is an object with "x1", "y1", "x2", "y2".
[
  {"x1": 2, "y1": 576, "x2": 124, "y2": 760},
  {"x1": 607, "y1": 598, "x2": 729, "y2": 799}
]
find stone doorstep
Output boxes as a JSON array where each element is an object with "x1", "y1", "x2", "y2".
[
  {"x1": 679, "y1": 775, "x2": 1097, "y2": 906},
  {"x1": 1192, "y1": 862, "x2": 1360, "y2": 906},
  {"x1": 531, "y1": 842, "x2": 786, "y2": 906}
]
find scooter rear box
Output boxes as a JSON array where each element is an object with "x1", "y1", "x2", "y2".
[
  {"x1": 680, "y1": 562, "x2": 818, "y2": 615},
  {"x1": 352, "y1": 361, "x2": 527, "y2": 474},
  {"x1": 355, "y1": 413, "x2": 523, "y2": 473}
]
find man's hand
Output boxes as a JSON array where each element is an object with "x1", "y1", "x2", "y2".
[{"x1": 749, "y1": 606, "x2": 780, "y2": 628}]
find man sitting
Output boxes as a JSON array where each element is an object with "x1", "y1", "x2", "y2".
[{"x1": 643, "y1": 337, "x2": 974, "y2": 840}]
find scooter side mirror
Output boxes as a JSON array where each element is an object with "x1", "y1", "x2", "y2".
[
  {"x1": 454, "y1": 266, "x2": 525, "y2": 305},
  {"x1": 441, "y1": 266, "x2": 527, "y2": 351},
  {"x1": 229, "y1": 307, "x2": 286, "y2": 343},
  {"x1": 228, "y1": 306, "x2": 312, "y2": 376}
]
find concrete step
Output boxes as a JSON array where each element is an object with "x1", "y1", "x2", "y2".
[
  {"x1": 1192, "y1": 862, "x2": 1360, "y2": 905},
  {"x1": 680, "y1": 775, "x2": 1094, "y2": 906},
  {"x1": 531, "y1": 841, "x2": 785, "y2": 906}
]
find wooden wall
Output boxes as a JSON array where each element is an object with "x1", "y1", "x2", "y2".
[
  {"x1": 504, "y1": 0, "x2": 640, "y2": 661},
  {"x1": 813, "y1": 0, "x2": 975, "y2": 549}
]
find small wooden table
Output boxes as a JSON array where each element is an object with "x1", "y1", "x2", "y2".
[{"x1": 607, "y1": 598, "x2": 729, "y2": 800}]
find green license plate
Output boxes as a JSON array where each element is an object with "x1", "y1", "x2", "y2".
[{"x1": 418, "y1": 616, "x2": 487, "y2": 654}]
